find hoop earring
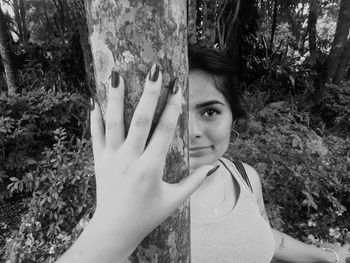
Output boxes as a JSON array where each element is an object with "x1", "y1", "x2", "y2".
[{"x1": 231, "y1": 130, "x2": 240, "y2": 141}]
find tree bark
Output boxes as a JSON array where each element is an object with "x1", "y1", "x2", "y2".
[
  {"x1": 200, "y1": 0, "x2": 218, "y2": 47},
  {"x1": 326, "y1": 0, "x2": 350, "y2": 83},
  {"x1": 19, "y1": 0, "x2": 28, "y2": 46},
  {"x1": 70, "y1": 0, "x2": 95, "y2": 95},
  {"x1": 188, "y1": 0, "x2": 197, "y2": 46},
  {"x1": 334, "y1": 39, "x2": 350, "y2": 83},
  {"x1": 270, "y1": 0, "x2": 278, "y2": 47},
  {"x1": 84, "y1": 1, "x2": 190, "y2": 262},
  {"x1": 52, "y1": 0, "x2": 66, "y2": 43},
  {"x1": 307, "y1": 0, "x2": 318, "y2": 64},
  {"x1": 0, "y1": 4, "x2": 17, "y2": 96},
  {"x1": 12, "y1": 0, "x2": 23, "y2": 44}
]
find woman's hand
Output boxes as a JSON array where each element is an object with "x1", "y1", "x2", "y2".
[
  {"x1": 323, "y1": 243, "x2": 350, "y2": 263},
  {"x1": 57, "y1": 64, "x2": 216, "y2": 263}
]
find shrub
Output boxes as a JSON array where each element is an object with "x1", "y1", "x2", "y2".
[
  {"x1": 245, "y1": 36, "x2": 318, "y2": 105},
  {"x1": 0, "y1": 88, "x2": 91, "y2": 261},
  {"x1": 1, "y1": 128, "x2": 95, "y2": 262},
  {"x1": 317, "y1": 81, "x2": 350, "y2": 137},
  {"x1": 0, "y1": 89, "x2": 89, "y2": 201},
  {"x1": 227, "y1": 97, "x2": 350, "y2": 244},
  {"x1": 17, "y1": 42, "x2": 88, "y2": 94}
]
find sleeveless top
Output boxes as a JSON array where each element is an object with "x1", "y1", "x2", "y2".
[{"x1": 190, "y1": 158, "x2": 275, "y2": 263}]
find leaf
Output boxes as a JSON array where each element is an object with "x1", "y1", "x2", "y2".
[
  {"x1": 26, "y1": 159, "x2": 37, "y2": 165},
  {"x1": 292, "y1": 137, "x2": 299, "y2": 148},
  {"x1": 9, "y1": 177, "x2": 19, "y2": 182},
  {"x1": 288, "y1": 75, "x2": 295, "y2": 88}
]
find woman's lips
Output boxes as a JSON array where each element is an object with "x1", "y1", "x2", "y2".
[{"x1": 189, "y1": 146, "x2": 211, "y2": 157}]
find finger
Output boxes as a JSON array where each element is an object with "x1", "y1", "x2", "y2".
[
  {"x1": 125, "y1": 63, "x2": 162, "y2": 153},
  {"x1": 166, "y1": 165, "x2": 218, "y2": 206},
  {"x1": 144, "y1": 81, "x2": 182, "y2": 157},
  {"x1": 105, "y1": 71, "x2": 125, "y2": 150},
  {"x1": 90, "y1": 98, "x2": 105, "y2": 155}
]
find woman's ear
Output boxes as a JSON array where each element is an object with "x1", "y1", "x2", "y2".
[{"x1": 231, "y1": 119, "x2": 237, "y2": 129}]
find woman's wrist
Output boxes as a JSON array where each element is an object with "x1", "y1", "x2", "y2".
[
  {"x1": 56, "y1": 216, "x2": 135, "y2": 263},
  {"x1": 321, "y1": 247, "x2": 339, "y2": 263}
]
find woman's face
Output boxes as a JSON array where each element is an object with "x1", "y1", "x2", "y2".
[{"x1": 189, "y1": 70, "x2": 233, "y2": 171}]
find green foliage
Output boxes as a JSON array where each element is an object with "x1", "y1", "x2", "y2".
[
  {"x1": 1, "y1": 131, "x2": 94, "y2": 262},
  {"x1": 317, "y1": 81, "x2": 350, "y2": 137},
  {"x1": 15, "y1": 42, "x2": 88, "y2": 94},
  {"x1": 0, "y1": 88, "x2": 89, "y2": 200},
  {"x1": 245, "y1": 36, "x2": 317, "y2": 104},
  {"x1": 0, "y1": 87, "x2": 94, "y2": 261},
  {"x1": 227, "y1": 95, "x2": 350, "y2": 244}
]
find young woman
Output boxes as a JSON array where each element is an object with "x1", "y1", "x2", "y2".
[
  {"x1": 187, "y1": 47, "x2": 350, "y2": 263},
  {"x1": 57, "y1": 47, "x2": 350, "y2": 263}
]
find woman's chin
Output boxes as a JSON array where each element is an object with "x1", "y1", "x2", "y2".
[{"x1": 189, "y1": 155, "x2": 217, "y2": 171}]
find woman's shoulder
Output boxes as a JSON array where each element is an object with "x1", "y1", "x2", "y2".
[
  {"x1": 241, "y1": 162, "x2": 264, "y2": 203},
  {"x1": 241, "y1": 162, "x2": 261, "y2": 188},
  {"x1": 220, "y1": 158, "x2": 261, "y2": 191},
  {"x1": 220, "y1": 158, "x2": 264, "y2": 204}
]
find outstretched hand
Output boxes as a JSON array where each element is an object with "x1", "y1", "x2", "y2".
[
  {"x1": 324, "y1": 243, "x2": 350, "y2": 263},
  {"x1": 57, "y1": 64, "x2": 216, "y2": 263}
]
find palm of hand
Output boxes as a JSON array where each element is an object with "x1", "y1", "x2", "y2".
[{"x1": 89, "y1": 69, "x2": 213, "y2": 250}]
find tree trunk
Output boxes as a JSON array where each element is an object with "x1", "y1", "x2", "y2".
[
  {"x1": 13, "y1": 0, "x2": 23, "y2": 44},
  {"x1": 70, "y1": 0, "x2": 95, "y2": 95},
  {"x1": 0, "y1": 4, "x2": 17, "y2": 96},
  {"x1": 19, "y1": 0, "x2": 28, "y2": 46},
  {"x1": 188, "y1": 0, "x2": 197, "y2": 46},
  {"x1": 84, "y1": 1, "x2": 190, "y2": 262},
  {"x1": 334, "y1": 39, "x2": 350, "y2": 83},
  {"x1": 217, "y1": 0, "x2": 240, "y2": 50},
  {"x1": 200, "y1": 0, "x2": 218, "y2": 47},
  {"x1": 270, "y1": 0, "x2": 278, "y2": 47},
  {"x1": 307, "y1": 0, "x2": 318, "y2": 64},
  {"x1": 52, "y1": 0, "x2": 66, "y2": 43},
  {"x1": 326, "y1": 0, "x2": 350, "y2": 83}
]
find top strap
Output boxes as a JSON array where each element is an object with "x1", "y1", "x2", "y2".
[
  {"x1": 232, "y1": 160, "x2": 253, "y2": 193},
  {"x1": 219, "y1": 159, "x2": 253, "y2": 193}
]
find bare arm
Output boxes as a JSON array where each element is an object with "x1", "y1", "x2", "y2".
[{"x1": 243, "y1": 163, "x2": 350, "y2": 263}]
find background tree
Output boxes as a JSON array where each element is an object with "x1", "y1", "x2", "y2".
[
  {"x1": 307, "y1": 0, "x2": 318, "y2": 64},
  {"x1": 197, "y1": 0, "x2": 219, "y2": 47},
  {"x1": 0, "y1": 3, "x2": 17, "y2": 95},
  {"x1": 6, "y1": 0, "x2": 29, "y2": 46},
  {"x1": 84, "y1": 0, "x2": 190, "y2": 262},
  {"x1": 327, "y1": 0, "x2": 350, "y2": 83},
  {"x1": 188, "y1": 0, "x2": 197, "y2": 46}
]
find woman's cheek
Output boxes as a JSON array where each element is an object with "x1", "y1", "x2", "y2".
[{"x1": 210, "y1": 120, "x2": 231, "y2": 149}]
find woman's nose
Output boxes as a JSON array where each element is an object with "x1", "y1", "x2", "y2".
[{"x1": 189, "y1": 115, "x2": 203, "y2": 140}]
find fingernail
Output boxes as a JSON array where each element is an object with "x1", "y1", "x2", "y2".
[
  {"x1": 170, "y1": 77, "x2": 180, "y2": 94},
  {"x1": 90, "y1": 97, "x2": 95, "y2": 111},
  {"x1": 111, "y1": 71, "x2": 119, "y2": 88},
  {"x1": 149, "y1": 63, "x2": 160, "y2": 82},
  {"x1": 207, "y1": 165, "x2": 220, "y2": 177}
]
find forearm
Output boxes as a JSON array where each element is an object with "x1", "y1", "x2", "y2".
[
  {"x1": 55, "y1": 215, "x2": 137, "y2": 263},
  {"x1": 272, "y1": 229, "x2": 336, "y2": 263}
]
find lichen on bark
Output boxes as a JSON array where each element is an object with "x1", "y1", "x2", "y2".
[{"x1": 84, "y1": 1, "x2": 190, "y2": 262}]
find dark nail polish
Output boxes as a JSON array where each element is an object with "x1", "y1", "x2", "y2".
[
  {"x1": 170, "y1": 77, "x2": 180, "y2": 94},
  {"x1": 207, "y1": 165, "x2": 220, "y2": 177},
  {"x1": 111, "y1": 71, "x2": 119, "y2": 88},
  {"x1": 149, "y1": 63, "x2": 160, "y2": 82},
  {"x1": 90, "y1": 97, "x2": 95, "y2": 111}
]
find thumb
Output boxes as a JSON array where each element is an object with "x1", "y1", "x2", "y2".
[{"x1": 170, "y1": 164, "x2": 220, "y2": 204}]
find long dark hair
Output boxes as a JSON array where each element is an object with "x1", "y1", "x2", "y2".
[{"x1": 188, "y1": 46, "x2": 246, "y2": 121}]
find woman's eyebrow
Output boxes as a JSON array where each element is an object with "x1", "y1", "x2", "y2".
[{"x1": 195, "y1": 100, "x2": 225, "y2": 109}]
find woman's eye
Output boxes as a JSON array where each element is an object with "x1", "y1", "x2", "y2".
[{"x1": 202, "y1": 109, "x2": 219, "y2": 118}]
